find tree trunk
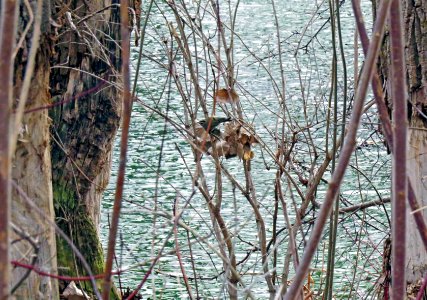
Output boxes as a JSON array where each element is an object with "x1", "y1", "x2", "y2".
[
  {"x1": 378, "y1": 0, "x2": 427, "y2": 290},
  {"x1": 403, "y1": 0, "x2": 427, "y2": 284},
  {"x1": 10, "y1": 3, "x2": 59, "y2": 299},
  {"x1": 49, "y1": 0, "x2": 122, "y2": 296},
  {"x1": 9, "y1": 0, "x2": 125, "y2": 298}
]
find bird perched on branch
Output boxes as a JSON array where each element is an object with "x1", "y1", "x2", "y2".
[
  {"x1": 198, "y1": 117, "x2": 231, "y2": 132},
  {"x1": 191, "y1": 117, "x2": 231, "y2": 153}
]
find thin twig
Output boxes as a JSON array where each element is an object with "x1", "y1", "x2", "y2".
[
  {"x1": 10, "y1": 224, "x2": 40, "y2": 294},
  {"x1": 352, "y1": 0, "x2": 427, "y2": 252},
  {"x1": 173, "y1": 197, "x2": 194, "y2": 300},
  {"x1": 416, "y1": 272, "x2": 427, "y2": 300},
  {"x1": 12, "y1": 0, "x2": 33, "y2": 60},
  {"x1": 283, "y1": 1, "x2": 392, "y2": 298},
  {"x1": 102, "y1": 0, "x2": 132, "y2": 298}
]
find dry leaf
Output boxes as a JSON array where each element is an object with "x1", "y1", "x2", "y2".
[{"x1": 215, "y1": 88, "x2": 239, "y2": 104}]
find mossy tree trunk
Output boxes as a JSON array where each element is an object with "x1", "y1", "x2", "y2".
[
  {"x1": 9, "y1": 0, "x2": 127, "y2": 298},
  {"x1": 49, "y1": 0, "x2": 122, "y2": 296}
]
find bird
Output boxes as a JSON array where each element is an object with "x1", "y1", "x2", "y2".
[
  {"x1": 198, "y1": 117, "x2": 231, "y2": 133},
  {"x1": 191, "y1": 117, "x2": 231, "y2": 154}
]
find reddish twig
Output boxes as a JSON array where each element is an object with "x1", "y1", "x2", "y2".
[
  {"x1": 102, "y1": 0, "x2": 132, "y2": 298},
  {"x1": 22, "y1": 77, "x2": 110, "y2": 114},
  {"x1": 11, "y1": 260, "x2": 122, "y2": 281},
  {"x1": 416, "y1": 272, "x2": 427, "y2": 300},
  {"x1": 352, "y1": 0, "x2": 427, "y2": 252},
  {"x1": 125, "y1": 258, "x2": 158, "y2": 300},
  {"x1": 389, "y1": 0, "x2": 408, "y2": 297},
  {"x1": 282, "y1": 1, "x2": 392, "y2": 298}
]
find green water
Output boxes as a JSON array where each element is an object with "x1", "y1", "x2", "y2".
[{"x1": 101, "y1": 0, "x2": 390, "y2": 298}]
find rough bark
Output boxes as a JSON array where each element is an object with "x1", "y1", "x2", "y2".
[
  {"x1": 378, "y1": 0, "x2": 427, "y2": 286},
  {"x1": 10, "y1": 3, "x2": 59, "y2": 299},
  {"x1": 9, "y1": 0, "x2": 125, "y2": 298},
  {"x1": 404, "y1": 0, "x2": 427, "y2": 283},
  {"x1": 49, "y1": 0, "x2": 122, "y2": 296}
]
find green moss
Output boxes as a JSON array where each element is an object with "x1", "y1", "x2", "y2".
[
  {"x1": 53, "y1": 181, "x2": 77, "y2": 211},
  {"x1": 53, "y1": 181, "x2": 120, "y2": 299}
]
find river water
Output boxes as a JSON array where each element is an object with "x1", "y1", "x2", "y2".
[{"x1": 101, "y1": 0, "x2": 390, "y2": 299}]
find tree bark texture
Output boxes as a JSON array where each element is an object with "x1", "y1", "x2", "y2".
[
  {"x1": 49, "y1": 0, "x2": 122, "y2": 296},
  {"x1": 9, "y1": 0, "x2": 126, "y2": 298},
  {"x1": 10, "y1": 2, "x2": 59, "y2": 299},
  {"x1": 0, "y1": 1, "x2": 17, "y2": 299},
  {"x1": 401, "y1": 0, "x2": 426, "y2": 284},
  {"x1": 378, "y1": 0, "x2": 427, "y2": 284}
]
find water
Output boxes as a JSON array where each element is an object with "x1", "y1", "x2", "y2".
[{"x1": 101, "y1": 1, "x2": 390, "y2": 298}]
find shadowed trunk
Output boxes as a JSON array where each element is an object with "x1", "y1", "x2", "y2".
[{"x1": 49, "y1": 0, "x2": 122, "y2": 296}]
